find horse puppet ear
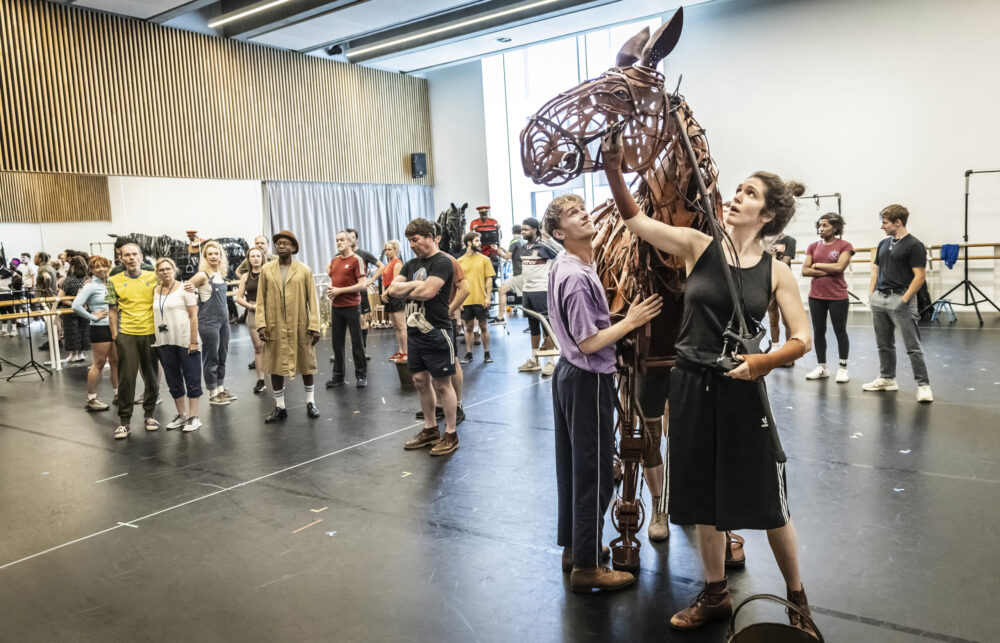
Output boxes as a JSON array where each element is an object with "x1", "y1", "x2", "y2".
[
  {"x1": 461, "y1": 203, "x2": 468, "y2": 212},
  {"x1": 640, "y1": 7, "x2": 684, "y2": 69},
  {"x1": 450, "y1": 202, "x2": 457, "y2": 210},
  {"x1": 615, "y1": 26, "x2": 649, "y2": 67}
]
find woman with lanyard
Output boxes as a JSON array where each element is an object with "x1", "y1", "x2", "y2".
[
  {"x1": 71, "y1": 256, "x2": 118, "y2": 411},
  {"x1": 235, "y1": 247, "x2": 267, "y2": 394},
  {"x1": 188, "y1": 240, "x2": 235, "y2": 406},
  {"x1": 59, "y1": 256, "x2": 91, "y2": 363},
  {"x1": 152, "y1": 258, "x2": 203, "y2": 431},
  {"x1": 602, "y1": 131, "x2": 817, "y2": 636},
  {"x1": 379, "y1": 240, "x2": 407, "y2": 362}
]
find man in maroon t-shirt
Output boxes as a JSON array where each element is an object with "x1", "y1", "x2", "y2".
[{"x1": 326, "y1": 231, "x2": 369, "y2": 388}]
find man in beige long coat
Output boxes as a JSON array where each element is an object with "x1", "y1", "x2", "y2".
[{"x1": 255, "y1": 230, "x2": 321, "y2": 423}]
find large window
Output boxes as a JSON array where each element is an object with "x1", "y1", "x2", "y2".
[{"x1": 482, "y1": 17, "x2": 662, "y2": 229}]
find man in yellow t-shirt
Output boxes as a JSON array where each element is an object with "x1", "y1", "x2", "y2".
[
  {"x1": 106, "y1": 242, "x2": 160, "y2": 440},
  {"x1": 457, "y1": 232, "x2": 496, "y2": 364}
]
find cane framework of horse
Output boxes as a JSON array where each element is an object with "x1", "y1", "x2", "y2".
[{"x1": 519, "y1": 7, "x2": 726, "y2": 572}]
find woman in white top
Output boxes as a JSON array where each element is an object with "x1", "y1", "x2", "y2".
[
  {"x1": 235, "y1": 247, "x2": 266, "y2": 394},
  {"x1": 153, "y1": 258, "x2": 203, "y2": 432},
  {"x1": 187, "y1": 240, "x2": 235, "y2": 406}
]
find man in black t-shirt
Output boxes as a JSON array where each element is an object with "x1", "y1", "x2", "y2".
[
  {"x1": 864, "y1": 204, "x2": 932, "y2": 402},
  {"x1": 386, "y1": 218, "x2": 461, "y2": 456}
]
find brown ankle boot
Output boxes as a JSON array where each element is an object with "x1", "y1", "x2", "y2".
[
  {"x1": 569, "y1": 565, "x2": 634, "y2": 592},
  {"x1": 669, "y1": 578, "x2": 732, "y2": 630},
  {"x1": 561, "y1": 546, "x2": 611, "y2": 573},
  {"x1": 787, "y1": 585, "x2": 818, "y2": 638}
]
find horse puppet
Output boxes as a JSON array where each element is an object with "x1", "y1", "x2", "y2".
[{"x1": 519, "y1": 7, "x2": 724, "y2": 572}]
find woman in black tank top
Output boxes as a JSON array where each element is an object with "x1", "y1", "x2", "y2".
[
  {"x1": 603, "y1": 134, "x2": 817, "y2": 635},
  {"x1": 236, "y1": 248, "x2": 267, "y2": 392}
]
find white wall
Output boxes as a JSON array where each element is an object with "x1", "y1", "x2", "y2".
[
  {"x1": 424, "y1": 62, "x2": 492, "y2": 226},
  {"x1": 1, "y1": 177, "x2": 264, "y2": 260},
  {"x1": 671, "y1": 0, "x2": 1000, "y2": 298}
]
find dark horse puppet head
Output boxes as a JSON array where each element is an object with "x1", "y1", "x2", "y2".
[{"x1": 520, "y1": 8, "x2": 684, "y2": 186}]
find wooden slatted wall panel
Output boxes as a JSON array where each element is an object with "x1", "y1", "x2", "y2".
[
  {"x1": 0, "y1": 172, "x2": 111, "y2": 222},
  {"x1": 0, "y1": 0, "x2": 433, "y2": 184}
]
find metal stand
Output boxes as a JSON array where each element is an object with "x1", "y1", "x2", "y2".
[
  {"x1": 923, "y1": 169, "x2": 1000, "y2": 326},
  {"x1": 6, "y1": 291, "x2": 53, "y2": 381}
]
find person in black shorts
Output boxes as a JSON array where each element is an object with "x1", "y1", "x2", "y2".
[
  {"x1": 386, "y1": 218, "x2": 461, "y2": 456},
  {"x1": 604, "y1": 130, "x2": 816, "y2": 636}
]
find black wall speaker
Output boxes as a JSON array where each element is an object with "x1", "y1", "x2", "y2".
[{"x1": 410, "y1": 153, "x2": 427, "y2": 179}]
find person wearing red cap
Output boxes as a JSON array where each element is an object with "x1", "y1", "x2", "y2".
[{"x1": 255, "y1": 230, "x2": 322, "y2": 423}]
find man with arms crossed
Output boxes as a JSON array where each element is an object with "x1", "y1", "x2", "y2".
[{"x1": 387, "y1": 218, "x2": 461, "y2": 456}]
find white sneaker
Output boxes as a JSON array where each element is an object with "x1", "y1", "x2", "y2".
[
  {"x1": 114, "y1": 425, "x2": 130, "y2": 440},
  {"x1": 144, "y1": 417, "x2": 160, "y2": 431},
  {"x1": 805, "y1": 366, "x2": 828, "y2": 380},
  {"x1": 835, "y1": 367, "x2": 850, "y2": 383},
  {"x1": 182, "y1": 416, "x2": 203, "y2": 432},
  {"x1": 165, "y1": 414, "x2": 188, "y2": 430},
  {"x1": 862, "y1": 377, "x2": 898, "y2": 391},
  {"x1": 541, "y1": 361, "x2": 555, "y2": 377},
  {"x1": 518, "y1": 358, "x2": 541, "y2": 372},
  {"x1": 916, "y1": 385, "x2": 934, "y2": 403},
  {"x1": 220, "y1": 388, "x2": 238, "y2": 401}
]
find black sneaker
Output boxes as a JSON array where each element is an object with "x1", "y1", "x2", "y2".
[
  {"x1": 253, "y1": 379, "x2": 266, "y2": 394},
  {"x1": 306, "y1": 402, "x2": 320, "y2": 418},
  {"x1": 247, "y1": 360, "x2": 256, "y2": 370},
  {"x1": 264, "y1": 407, "x2": 288, "y2": 423},
  {"x1": 415, "y1": 407, "x2": 445, "y2": 420},
  {"x1": 483, "y1": 352, "x2": 493, "y2": 363},
  {"x1": 356, "y1": 377, "x2": 368, "y2": 388},
  {"x1": 456, "y1": 405, "x2": 466, "y2": 425},
  {"x1": 326, "y1": 378, "x2": 346, "y2": 388},
  {"x1": 461, "y1": 352, "x2": 473, "y2": 364}
]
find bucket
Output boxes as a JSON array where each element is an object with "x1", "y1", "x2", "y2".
[
  {"x1": 728, "y1": 594, "x2": 824, "y2": 643},
  {"x1": 395, "y1": 360, "x2": 415, "y2": 390}
]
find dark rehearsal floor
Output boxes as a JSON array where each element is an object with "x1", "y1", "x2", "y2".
[{"x1": 1, "y1": 310, "x2": 998, "y2": 642}]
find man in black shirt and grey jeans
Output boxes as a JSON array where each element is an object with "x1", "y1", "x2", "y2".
[
  {"x1": 864, "y1": 204, "x2": 933, "y2": 402},
  {"x1": 386, "y1": 218, "x2": 461, "y2": 456}
]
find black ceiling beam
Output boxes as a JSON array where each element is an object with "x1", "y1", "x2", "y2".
[
  {"x1": 330, "y1": 0, "x2": 618, "y2": 63},
  {"x1": 218, "y1": 0, "x2": 369, "y2": 40}
]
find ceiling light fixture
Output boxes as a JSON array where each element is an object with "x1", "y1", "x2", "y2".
[
  {"x1": 497, "y1": 37, "x2": 512, "y2": 42},
  {"x1": 347, "y1": 0, "x2": 561, "y2": 58},
  {"x1": 208, "y1": 0, "x2": 290, "y2": 29}
]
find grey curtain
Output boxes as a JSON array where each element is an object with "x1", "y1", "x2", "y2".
[{"x1": 265, "y1": 181, "x2": 433, "y2": 273}]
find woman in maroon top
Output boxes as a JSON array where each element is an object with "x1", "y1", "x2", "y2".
[{"x1": 802, "y1": 213, "x2": 855, "y2": 383}]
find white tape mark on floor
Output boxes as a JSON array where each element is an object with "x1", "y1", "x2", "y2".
[{"x1": 0, "y1": 379, "x2": 546, "y2": 571}]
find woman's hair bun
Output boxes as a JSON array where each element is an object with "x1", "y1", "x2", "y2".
[{"x1": 785, "y1": 181, "x2": 806, "y2": 198}]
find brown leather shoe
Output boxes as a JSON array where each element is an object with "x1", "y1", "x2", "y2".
[
  {"x1": 725, "y1": 531, "x2": 746, "y2": 569},
  {"x1": 569, "y1": 565, "x2": 634, "y2": 592},
  {"x1": 787, "y1": 585, "x2": 819, "y2": 639},
  {"x1": 429, "y1": 431, "x2": 459, "y2": 456},
  {"x1": 404, "y1": 427, "x2": 440, "y2": 450},
  {"x1": 562, "y1": 546, "x2": 611, "y2": 573},
  {"x1": 669, "y1": 578, "x2": 732, "y2": 630},
  {"x1": 648, "y1": 497, "x2": 670, "y2": 542}
]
